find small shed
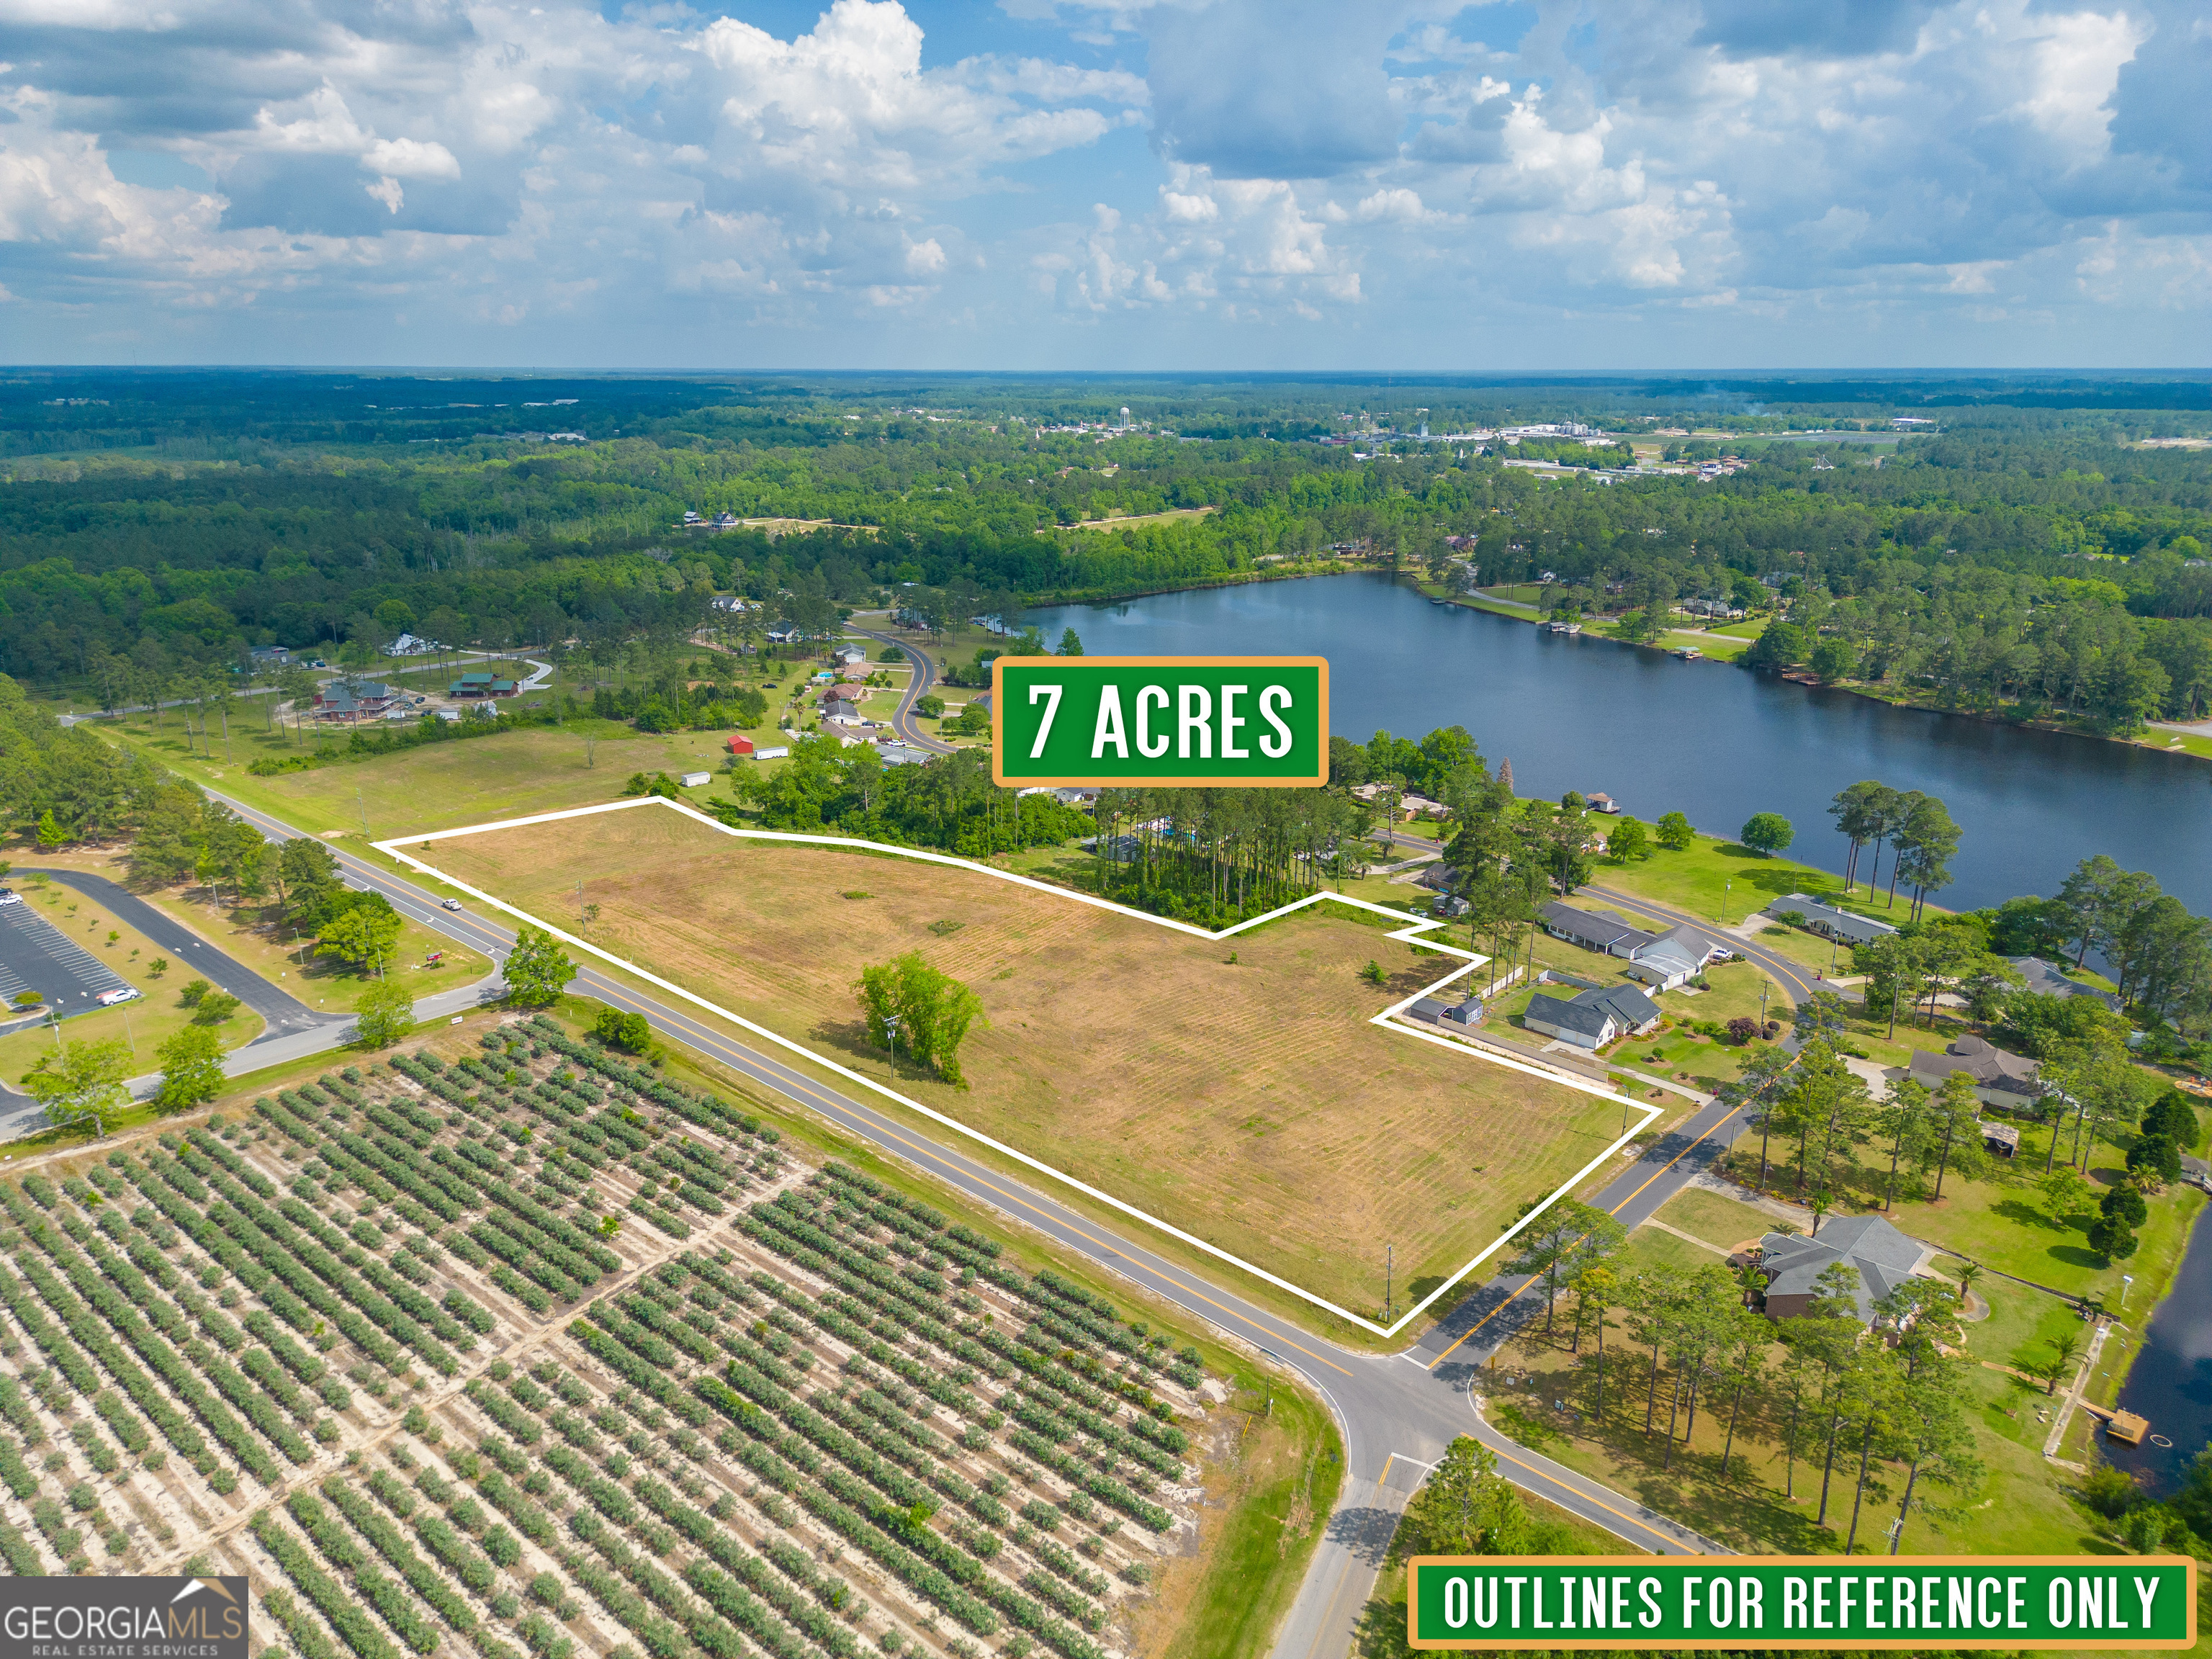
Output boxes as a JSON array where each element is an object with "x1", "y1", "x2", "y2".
[
  {"x1": 726, "y1": 734, "x2": 755, "y2": 756},
  {"x1": 1979, "y1": 1120, "x2": 2020, "y2": 1159},
  {"x1": 680, "y1": 771, "x2": 711, "y2": 788}
]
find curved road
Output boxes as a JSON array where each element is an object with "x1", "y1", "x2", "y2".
[
  {"x1": 1580, "y1": 881, "x2": 1822, "y2": 1005},
  {"x1": 166, "y1": 784, "x2": 1756, "y2": 1654},
  {"x1": 850, "y1": 622, "x2": 957, "y2": 754},
  {"x1": 14, "y1": 868, "x2": 335, "y2": 1046}
]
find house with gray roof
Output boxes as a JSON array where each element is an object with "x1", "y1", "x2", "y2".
[
  {"x1": 2008, "y1": 956, "x2": 2121, "y2": 1011},
  {"x1": 1539, "y1": 902, "x2": 1655, "y2": 956},
  {"x1": 1758, "y1": 1214, "x2": 1934, "y2": 1323},
  {"x1": 1539, "y1": 902, "x2": 1729, "y2": 989},
  {"x1": 1620, "y1": 921, "x2": 1732, "y2": 989},
  {"x1": 1764, "y1": 893, "x2": 1899, "y2": 948},
  {"x1": 1522, "y1": 981, "x2": 1662, "y2": 1049},
  {"x1": 1908, "y1": 1034, "x2": 2043, "y2": 1105}
]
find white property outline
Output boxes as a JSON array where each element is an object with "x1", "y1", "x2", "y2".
[{"x1": 378, "y1": 795, "x2": 1663, "y2": 1339}]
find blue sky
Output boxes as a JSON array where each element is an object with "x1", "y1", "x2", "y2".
[{"x1": 1, "y1": 0, "x2": 2207, "y2": 369}]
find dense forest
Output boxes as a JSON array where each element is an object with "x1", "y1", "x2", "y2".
[{"x1": 2, "y1": 371, "x2": 2210, "y2": 733}]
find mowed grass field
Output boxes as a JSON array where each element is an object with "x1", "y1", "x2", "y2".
[
  {"x1": 102, "y1": 719, "x2": 754, "y2": 840},
  {"x1": 428, "y1": 804, "x2": 1627, "y2": 1324}
]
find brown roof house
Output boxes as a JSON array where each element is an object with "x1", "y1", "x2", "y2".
[
  {"x1": 1908, "y1": 1034, "x2": 2042, "y2": 1106},
  {"x1": 1758, "y1": 1215, "x2": 1935, "y2": 1323}
]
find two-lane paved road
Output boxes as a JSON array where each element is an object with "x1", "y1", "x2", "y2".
[
  {"x1": 848, "y1": 622, "x2": 956, "y2": 754},
  {"x1": 194, "y1": 785, "x2": 1735, "y2": 1659}
]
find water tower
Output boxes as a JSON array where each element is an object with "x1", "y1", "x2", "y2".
[{"x1": 1120, "y1": 406, "x2": 1131, "y2": 430}]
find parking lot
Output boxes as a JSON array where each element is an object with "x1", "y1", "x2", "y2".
[{"x1": 0, "y1": 894, "x2": 130, "y2": 1023}]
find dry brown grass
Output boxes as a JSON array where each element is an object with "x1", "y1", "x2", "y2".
[{"x1": 429, "y1": 805, "x2": 1623, "y2": 1317}]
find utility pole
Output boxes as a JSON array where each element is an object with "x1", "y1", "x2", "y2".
[
  {"x1": 356, "y1": 788, "x2": 369, "y2": 840},
  {"x1": 1385, "y1": 1243, "x2": 1394, "y2": 1326},
  {"x1": 577, "y1": 880, "x2": 586, "y2": 931},
  {"x1": 884, "y1": 1014, "x2": 902, "y2": 1080}
]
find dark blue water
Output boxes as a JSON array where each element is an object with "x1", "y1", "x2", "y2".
[
  {"x1": 2108, "y1": 1215, "x2": 2212, "y2": 1494},
  {"x1": 1026, "y1": 572, "x2": 2212, "y2": 914}
]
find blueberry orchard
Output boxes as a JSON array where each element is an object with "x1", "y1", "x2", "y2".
[{"x1": 989, "y1": 656, "x2": 1330, "y2": 788}]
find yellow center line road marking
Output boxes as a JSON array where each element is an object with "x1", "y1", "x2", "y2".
[
  {"x1": 1485, "y1": 1441, "x2": 1683, "y2": 1552},
  {"x1": 588, "y1": 979, "x2": 1362, "y2": 1378},
  {"x1": 1424, "y1": 1102, "x2": 1745, "y2": 1370},
  {"x1": 380, "y1": 794, "x2": 1661, "y2": 1340}
]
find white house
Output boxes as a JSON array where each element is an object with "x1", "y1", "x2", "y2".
[
  {"x1": 1521, "y1": 983, "x2": 1662, "y2": 1048},
  {"x1": 1765, "y1": 894, "x2": 1898, "y2": 948}
]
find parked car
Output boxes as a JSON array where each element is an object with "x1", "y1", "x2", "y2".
[
  {"x1": 0, "y1": 887, "x2": 19, "y2": 906},
  {"x1": 96, "y1": 986, "x2": 141, "y2": 1006}
]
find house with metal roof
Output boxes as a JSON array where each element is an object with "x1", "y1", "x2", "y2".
[
  {"x1": 1539, "y1": 902, "x2": 1655, "y2": 956},
  {"x1": 312, "y1": 680, "x2": 397, "y2": 721},
  {"x1": 1764, "y1": 893, "x2": 1899, "y2": 947},
  {"x1": 1758, "y1": 1215, "x2": 1934, "y2": 1323},
  {"x1": 1620, "y1": 921, "x2": 1732, "y2": 989}
]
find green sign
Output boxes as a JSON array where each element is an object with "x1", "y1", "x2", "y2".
[
  {"x1": 989, "y1": 656, "x2": 1329, "y2": 788},
  {"x1": 1406, "y1": 1557, "x2": 2195, "y2": 1650}
]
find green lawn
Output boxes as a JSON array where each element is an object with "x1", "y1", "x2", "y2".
[
  {"x1": 1719, "y1": 1102, "x2": 2204, "y2": 1315},
  {"x1": 1654, "y1": 1186, "x2": 1775, "y2": 1251},
  {"x1": 1595, "y1": 824, "x2": 1920, "y2": 926},
  {"x1": 86, "y1": 716, "x2": 774, "y2": 840},
  {"x1": 1465, "y1": 1252, "x2": 2125, "y2": 1565},
  {"x1": 1657, "y1": 628, "x2": 1753, "y2": 661}
]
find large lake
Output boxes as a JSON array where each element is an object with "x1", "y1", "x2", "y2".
[{"x1": 1026, "y1": 573, "x2": 2212, "y2": 914}]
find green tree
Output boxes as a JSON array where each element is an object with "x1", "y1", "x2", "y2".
[
  {"x1": 1921, "y1": 1071, "x2": 1990, "y2": 1200},
  {"x1": 1653, "y1": 810, "x2": 1695, "y2": 850},
  {"x1": 156, "y1": 1025, "x2": 225, "y2": 1112},
  {"x1": 35, "y1": 809, "x2": 69, "y2": 849},
  {"x1": 1400, "y1": 1437, "x2": 1567, "y2": 1556},
  {"x1": 1874, "y1": 1076, "x2": 1931, "y2": 1209},
  {"x1": 318, "y1": 896, "x2": 403, "y2": 975},
  {"x1": 504, "y1": 925, "x2": 579, "y2": 1008},
  {"x1": 2087, "y1": 1212, "x2": 2138, "y2": 1264},
  {"x1": 1605, "y1": 817, "x2": 1647, "y2": 861},
  {"x1": 353, "y1": 979, "x2": 415, "y2": 1049},
  {"x1": 278, "y1": 837, "x2": 346, "y2": 927},
  {"x1": 191, "y1": 990, "x2": 241, "y2": 1025},
  {"x1": 1056, "y1": 629, "x2": 1084, "y2": 657},
  {"x1": 1503, "y1": 1197, "x2": 1625, "y2": 1339},
  {"x1": 1740, "y1": 811, "x2": 1794, "y2": 855},
  {"x1": 593, "y1": 1006, "x2": 653, "y2": 1053},
  {"x1": 855, "y1": 951, "x2": 988, "y2": 1087},
  {"x1": 19, "y1": 1038, "x2": 133, "y2": 1133}
]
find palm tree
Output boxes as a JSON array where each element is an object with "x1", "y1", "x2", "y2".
[
  {"x1": 2044, "y1": 1329, "x2": 2082, "y2": 1395},
  {"x1": 1954, "y1": 1262, "x2": 1984, "y2": 1310}
]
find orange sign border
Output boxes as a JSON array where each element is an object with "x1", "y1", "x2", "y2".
[
  {"x1": 1405, "y1": 1554, "x2": 2198, "y2": 1651},
  {"x1": 988, "y1": 655, "x2": 1331, "y2": 789}
]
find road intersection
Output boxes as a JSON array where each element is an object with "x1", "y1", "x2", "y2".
[
  {"x1": 6, "y1": 763, "x2": 1758, "y2": 1658},
  {"x1": 177, "y1": 785, "x2": 1740, "y2": 1659}
]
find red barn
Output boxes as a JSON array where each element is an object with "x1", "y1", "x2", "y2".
[{"x1": 726, "y1": 734, "x2": 755, "y2": 756}]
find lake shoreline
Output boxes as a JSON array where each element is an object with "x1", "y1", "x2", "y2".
[
  {"x1": 1400, "y1": 577, "x2": 2212, "y2": 768},
  {"x1": 1022, "y1": 572, "x2": 2212, "y2": 916}
]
